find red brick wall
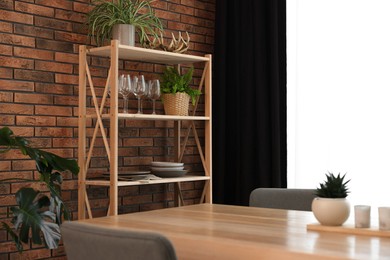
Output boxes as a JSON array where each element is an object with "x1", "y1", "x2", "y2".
[{"x1": 0, "y1": 0, "x2": 215, "y2": 258}]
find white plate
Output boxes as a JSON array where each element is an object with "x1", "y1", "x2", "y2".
[
  {"x1": 151, "y1": 161, "x2": 184, "y2": 167},
  {"x1": 151, "y1": 166, "x2": 184, "y2": 171},
  {"x1": 152, "y1": 170, "x2": 188, "y2": 178}
]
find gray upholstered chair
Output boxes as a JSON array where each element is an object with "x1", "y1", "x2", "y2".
[
  {"x1": 61, "y1": 221, "x2": 177, "y2": 260},
  {"x1": 249, "y1": 188, "x2": 317, "y2": 211}
]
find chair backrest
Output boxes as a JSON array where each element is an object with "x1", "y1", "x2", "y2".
[
  {"x1": 249, "y1": 188, "x2": 317, "y2": 211},
  {"x1": 61, "y1": 221, "x2": 177, "y2": 260}
]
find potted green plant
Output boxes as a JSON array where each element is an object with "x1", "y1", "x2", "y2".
[
  {"x1": 312, "y1": 172, "x2": 351, "y2": 226},
  {"x1": 0, "y1": 127, "x2": 79, "y2": 252},
  {"x1": 160, "y1": 66, "x2": 201, "y2": 116},
  {"x1": 87, "y1": 0, "x2": 163, "y2": 46}
]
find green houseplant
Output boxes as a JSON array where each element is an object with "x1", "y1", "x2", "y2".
[
  {"x1": 87, "y1": 0, "x2": 163, "y2": 46},
  {"x1": 315, "y1": 172, "x2": 350, "y2": 198},
  {"x1": 312, "y1": 172, "x2": 351, "y2": 226},
  {"x1": 160, "y1": 66, "x2": 201, "y2": 116},
  {"x1": 0, "y1": 127, "x2": 79, "y2": 252}
]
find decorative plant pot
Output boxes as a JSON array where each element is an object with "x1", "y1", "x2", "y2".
[
  {"x1": 162, "y1": 93, "x2": 190, "y2": 116},
  {"x1": 112, "y1": 24, "x2": 135, "y2": 46},
  {"x1": 312, "y1": 198, "x2": 350, "y2": 226}
]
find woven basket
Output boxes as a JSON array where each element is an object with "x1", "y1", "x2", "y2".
[{"x1": 162, "y1": 93, "x2": 190, "y2": 116}]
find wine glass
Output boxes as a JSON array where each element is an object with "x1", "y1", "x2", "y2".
[
  {"x1": 118, "y1": 74, "x2": 132, "y2": 113},
  {"x1": 132, "y1": 75, "x2": 146, "y2": 114},
  {"x1": 148, "y1": 79, "x2": 160, "y2": 115}
]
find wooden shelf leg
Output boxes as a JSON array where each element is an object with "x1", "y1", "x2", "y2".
[
  {"x1": 108, "y1": 40, "x2": 119, "y2": 216},
  {"x1": 78, "y1": 45, "x2": 87, "y2": 220}
]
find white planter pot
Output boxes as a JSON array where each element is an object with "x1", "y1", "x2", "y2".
[
  {"x1": 312, "y1": 198, "x2": 350, "y2": 226},
  {"x1": 112, "y1": 24, "x2": 135, "y2": 46}
]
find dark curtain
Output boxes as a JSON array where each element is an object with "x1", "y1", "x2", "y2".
[{"x1": 213, "y1": 0, "x2": 287, "y2": 206}]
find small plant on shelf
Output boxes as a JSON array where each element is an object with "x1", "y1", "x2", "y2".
[
  {"x1": 160, "y1": 66, "x2": 201, "y2": 105},
  {"x1": 87, "y1": 0, "x2": 163, "y2": 46},
  {"x1": 160, "y1": 66, "x2": 201, "y2": 116},
  {"x1": 315, "y1": 172, "x2": 350, "y2": 198},
  {"x1": 0, "y1": 127, "x2": 79, "y2": 252}
]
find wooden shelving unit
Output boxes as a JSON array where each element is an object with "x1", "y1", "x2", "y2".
[{"x1": 78, "y1": 40, "x2": 212, "y2": 219}]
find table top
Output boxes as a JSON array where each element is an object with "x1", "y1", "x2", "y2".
[{"x1": 79, "y1": 204, "x2": 390, "y2": 260}]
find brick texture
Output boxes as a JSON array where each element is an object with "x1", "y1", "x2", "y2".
[{"x1": 0, "y1": 0, "x2": 215, "y2": 258}]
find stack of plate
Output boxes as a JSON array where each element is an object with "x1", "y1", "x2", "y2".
[
  {"x1": 102, "y1": 171, "x2": 151, "y2": 181},
  {"x1": 150, "y1": 161, "x2": 187, "y2": 178}
]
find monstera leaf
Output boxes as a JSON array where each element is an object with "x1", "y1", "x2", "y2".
[
  {"x1": 0, "y1": 127, "x2": 28, "y2": 152},
  {"x1": 0, "y1": 126, "x2": 79, "y2": 224},
  {"x1": 0, "y1": 127, "x2": 79, "y2": 177},
  {"x1": 34, "y1": 149, "x2": 79, "y2": 176},
  {"x1": 40, "y1": 169, "x2": 70, "y2": 224},
  {"x1": 10, "y1": 188, "x2": 61, "y2": 250},
  {"x1": 0, "y1": 127, "x2": 79, "y2": 252}
]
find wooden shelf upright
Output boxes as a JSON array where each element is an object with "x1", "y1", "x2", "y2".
[{"x1": 78, "y1": 40, "x2": 212, "y2": 219}]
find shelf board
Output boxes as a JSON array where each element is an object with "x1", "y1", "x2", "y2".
[
  {"x1": 86, "y1": 113, "x2": 210, "y2": 121},
  {"x1": 86, "y1": 45, "x2": 209, "y2": 64},
  {"x1": 85, "y1": 175, "x2": 210, "y2": 187}
]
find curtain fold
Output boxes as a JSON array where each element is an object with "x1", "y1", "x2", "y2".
[{"x1": 213, "y1": 0, "x2": 287, "y2": 206}]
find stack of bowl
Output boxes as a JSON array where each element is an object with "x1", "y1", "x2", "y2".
[{"x1": 150, "y1": 161, "x2": 187, "y2": 177}]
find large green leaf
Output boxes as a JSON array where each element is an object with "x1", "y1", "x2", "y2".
[
  {"x1": 47, "y1": 172, "x2": 71, "y2": 223},
  {"x1": 0, "y1": 127, "x2": 27, "y2": 154},
  {"x1": 41, "y1": 150, "x2": 79, "y2": 175},
  {"x1": 0, "y1": 127, "x2": 79, "y2": 177},
  {"x1": 11, "y1": 188, "x2": 61, "y2": 249}
]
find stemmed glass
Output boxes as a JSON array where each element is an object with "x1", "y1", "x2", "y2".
[
  {"x1": 148, "y1": 79, "x2": 160, "y2": 115},
  {"x1": 118, "y1": 74, "x2": 132, "y2": 113},
  {"x1": 132, "y1": 75, "x2": 146, "y2": 114}
]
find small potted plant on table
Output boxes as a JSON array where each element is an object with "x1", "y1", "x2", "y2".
[
  {"x1": 160, "y1": 66, "x2": 201, "y2": 116},
  {"x1": 312, "y1": 172, "x2": 351, "y2": 226}
]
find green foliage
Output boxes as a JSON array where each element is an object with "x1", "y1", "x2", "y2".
[
  {"x1": 11, "y1": 188, "x2": 61, "y2": 249},
  {"x1": 0, "y1": 127, "x2": 79, "y2": 252},
  {"x1": 315, "y1": 172, "x2": 350, "y2": 198},
  {"x1": 160, "y1": 66, "x2": 201, "y2": 105},
  {"x1": 87, "y1": 0, "x2": 163, "y2": 46}
]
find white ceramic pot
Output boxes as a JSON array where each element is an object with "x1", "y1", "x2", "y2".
[
  {"x1": 112, "y1": 24, "x2": 135, "y2": 46},
  {"x1": 312, "y1": 197, "x2": 350, "y2": 226}
]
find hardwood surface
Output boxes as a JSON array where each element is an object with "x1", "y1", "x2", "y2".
[
  {"x1": 307, "y1": 223, "x2": 390, "y2": 238},
  {"x1": 77, "y1": 204, "x2": 390, "y2": 259}
]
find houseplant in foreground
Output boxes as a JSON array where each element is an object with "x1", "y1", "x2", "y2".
[
  {"x1": 0, "y1": 127, "x2": 79, "y2": 252},
  {"x1": 87, "y1": 0, "x2": 163, "y2": 46},
  {"x1": 312, "y1": 172, "x2": 351, "y2": 226},
  {"x1": 160, "y1": 66, "x2": 201, "y2": 116}
]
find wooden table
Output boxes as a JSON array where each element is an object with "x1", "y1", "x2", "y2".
[{"x1": 78, "y1": 204, "x2": 390, "y2": 259}]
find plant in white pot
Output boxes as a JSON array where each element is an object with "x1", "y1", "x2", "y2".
[
  {"x1": 160, "y1": 66, "x2": 201, "y2": 116},
  {"x1": 87, "y1": 0, "x2": 163, "y2": 46},
  {"x1": 312, "y1": 172, "x2": 351, "y2": 226}
]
